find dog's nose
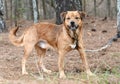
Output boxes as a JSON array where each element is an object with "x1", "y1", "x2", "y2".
[{"x1": 70, "y1": 21, "x2": 75, "y2": 26}]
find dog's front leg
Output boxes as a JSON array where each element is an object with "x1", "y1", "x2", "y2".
[
  {"x1": 58, "y1": 51, "x2": 66, "y2": 78},
  {"x1": 78, "y1": 43, "x2": 93, "y2": 76}
]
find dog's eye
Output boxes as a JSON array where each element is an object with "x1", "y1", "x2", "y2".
[
  {"x1": 75, "y1": 17, "x2": 79, "y2": 19},
  {"x1": 66, "y1": 17, "x2": 70, "y2": 20}
]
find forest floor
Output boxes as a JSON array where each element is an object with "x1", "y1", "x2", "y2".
[{"x1": 0, "y1": 17, "x2": 120, "y2": 84}]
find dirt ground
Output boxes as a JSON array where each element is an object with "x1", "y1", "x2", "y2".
[{"x1": 0, "y1": 17, "x2": 120, "y2": 84}]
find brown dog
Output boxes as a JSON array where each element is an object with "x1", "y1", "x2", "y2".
[{"x1": 9, "y1": 11, "x2": 93, "y2": 78}]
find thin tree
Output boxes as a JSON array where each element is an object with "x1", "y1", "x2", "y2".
[
  {"x1": 94, "y1": 0, "x2": 96, "y2": 16},
  {"x1": 107, "y1": 0, "x2": 111, "y2": 17},
  {"x1": 45, "y1": 0, "x2": 55, "y2": 9},
  {"x1": 14, "y1": 0, "x2": 18, "y2": 26},
  {"x1": 13, "y1": 0, "x2": 23, "y2": 26},
  {"x1": 29, "y1": 0, "x2": 34, "y2": 20},
  {"x1": 23, "y1": 0, "x2": 28, "y2": 20},
  {"x1": 0, "y1": 0, "x2": 6, "y2": 32},
  {"x1": 4, "y1": 0, "x2": 8, "y2": 19},
  {"x1": 10, "y1": 0, "x2": 12, "y2": 26},
  {"x1": 21, "y1": 0, "x2": 33, "y2": 20},
  {"x1": 32, "y1": 0, "x2": 39, "y2": 23},
  {"x1": 117, "y1": 0, "x2": 120, "y2": 37},
  {"x1": 17, "y1": 0, "x2": 22, "y2": 20},
  {"x1": 42, "y1": 0, "x2": 47, "y2": 19},
  {"x1": 82, "y1": 0, "x2": 86, "y2": 12}
]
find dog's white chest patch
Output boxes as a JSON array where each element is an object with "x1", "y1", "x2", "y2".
[
  {"x1": 70, "y1": 43, "x2": 76, "y2": 49},
  {"x1": 70, "y1": 40, "x2": 78, "y2": 49}
]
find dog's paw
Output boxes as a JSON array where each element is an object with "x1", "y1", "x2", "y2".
[
  {"x1": 86, "y1": 71, "x2": 96, "y2": 77},
  {"x1": 44, "y1": 69, "x2": 52, "y2": 74},
  {"x1": 59, "y1": 74, "x2": 66, "y2": 79},
  {"x1": 59, "y1": 72, "x2": 66, "y2": 79},
  {"x1": 22, "y1": 71, "x2": 28, "y2": 75}
]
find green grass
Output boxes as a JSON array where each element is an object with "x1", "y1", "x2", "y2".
[
  {"x1": 1, "y1": 70, "x2": 119, "y2": 84},
  {"x1": 111, "y1": 52, "x2": 120, "y2": 57},
  {"x1": 40, "y1": 70, "x2": 120, "y2": 84}
]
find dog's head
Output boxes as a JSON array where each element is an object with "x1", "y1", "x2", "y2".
[{"x1": 61, "y1": 11, "x2": 85, "y2": 31}]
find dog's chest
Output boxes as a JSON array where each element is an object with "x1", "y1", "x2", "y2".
[
  {"x1": 70, "y1": 39, "x2": 78, "y2": 49},
  {"x1": 62, "y1": 37, "x2": 78, "y2": 50},
  {"x1": 67, "y1": 34, "x2": 79, "y2": 49},
  {"x1": 61, "y1": 31, "x2": 79, "y2": 50}
]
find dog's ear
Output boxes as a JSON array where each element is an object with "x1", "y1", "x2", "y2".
[
  {"x1": 60, "y1": 12, "x2": 67, "y2": 22},
  {"x1": 78, "y1": 11, "x2": 86, "y2": 20}
]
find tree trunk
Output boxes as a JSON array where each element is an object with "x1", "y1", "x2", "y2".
[
  {"x1": 0, "y1": 0, "x2": 6, "y2": 32},
  {"x1": 107, "y1": 0, "x2": 111, "y2": 17},
  {"x1": 23, "y1": 0, "x2": 32, "y2": 20},
  {"x1": 46, "y1": 0, "x2": 55, "y2": 9},
  {"x1": 10, "y1": 0, "x2": 13, "y2": 26},
  {"x1": 17, "y1": 0, "x2": 22, "y2": 20},
  {"x1": 94, "y1": 0, "x2": 96, "y2": 16},
  {"x1": 32, "y1": 0, "x2": 39, "y2": 23},
  {"x1": 23, "y1": 0, "x2": 33, "y2": 20},
  {"x1": 55, "y1": 0, "x2": 82, "y2": 25},
  {"x1": 117, "y1": 0, "x2": 120, "y2": 37},
  {"x1": 82, "y1": 0, "x2": 86, "y2": 12},
  {"x1": 28, "y1": 0, "x2": 33, "y2": 20},
  {"x1": 23, "y1": 0, "x2": 27, "y2": 19},
  {"x1": 4, "y1": 0, "x2": 8, "y2": 19},
  {"x1": 42, "y1": 0, "x2": 47, "y2": 19},
  {"x1": 14, "y1": 0, "x2": 18, "y2": 26}
]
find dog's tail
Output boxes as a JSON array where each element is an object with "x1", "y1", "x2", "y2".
[{"x1": 9, "y1": 26, "x2": 24, "y2": 47}]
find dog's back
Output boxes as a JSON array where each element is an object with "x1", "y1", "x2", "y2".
[{"x1": 35, "y1": 22, "x2": 62, "y2": 48}]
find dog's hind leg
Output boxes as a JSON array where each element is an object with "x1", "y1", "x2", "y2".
[
  {"x1": 22, "y1": 44, "x2": 34, "y2": 75},
  {"x1": 35, "y1": 45, "x2": 51, "y2": 74}
]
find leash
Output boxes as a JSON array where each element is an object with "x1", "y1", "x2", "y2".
[
  {"x1": 85, "y1": 34, "x2": 118, "y2": 52},
  {"x1": 69, "y1": 28, "x2": 117, "y2": 52}
]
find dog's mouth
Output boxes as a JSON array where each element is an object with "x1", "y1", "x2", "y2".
[{"x1": 67, "y1": 25, "x2": 79, "y2": 31}]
